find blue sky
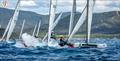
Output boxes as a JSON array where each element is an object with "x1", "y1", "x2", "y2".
[{"x1": 0, "y1": 0, "x2": 120, "y2": 15}]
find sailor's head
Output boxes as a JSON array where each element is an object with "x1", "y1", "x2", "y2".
[{"x1": 60, "y1": 35, "x2": 64, "y2": 39}]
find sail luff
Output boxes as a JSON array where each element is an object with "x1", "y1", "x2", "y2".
[
  {"x1": 68, "y1": 0, "x2": 76, "y2": 35},
  {"x1": 36, "y1": 20, "x2": 41, "y2": 37},
  {"x1": 6, "y1": 0, "x2": 21, "y2": 41},
  {"x1": 19, "y1": 20, "x2": 25, "y2": 39},
  {"x1": 48, "y1": 0, "x2": 57, "y2": 44}
]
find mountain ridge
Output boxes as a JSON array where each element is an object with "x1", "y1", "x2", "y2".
[{"x1": 0, "y1": 8, "x2": 120, "y2": 35}]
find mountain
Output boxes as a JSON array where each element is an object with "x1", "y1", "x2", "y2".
[{"x1": 0, "y1": 8, "x2": 120, "y2": 36}]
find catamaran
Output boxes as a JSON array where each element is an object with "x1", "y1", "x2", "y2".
[{"x1": 68, "y1": 0, "x2": 107, "y2": 48}]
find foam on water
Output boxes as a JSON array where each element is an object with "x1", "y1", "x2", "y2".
[
  {"x1": 97, "y1": 43, "x2": 107, "y2": 48},
  {"x1": 20, "y1": 33, "x2": 47, "y2": 48}
]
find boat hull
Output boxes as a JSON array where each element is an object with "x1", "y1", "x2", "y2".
[{"x1": 74, "y1": 43, "x2": 107, "y2": 48}]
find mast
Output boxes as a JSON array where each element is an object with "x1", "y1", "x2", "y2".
[
  {"x1": 68, "y1": 0, "x2": 76, "y2": 35},
  {"x1": 6, "y1": 0, "x2": 21, "y2": 41},
  {"x1": 48, "y1": 0, "x2": 56, "y2": 44},
  {"x1": 36, "y1": 20, "x2": 41, "y2": 37},
  {"x1": 19, "y1": 20, "x2": 25, "y2": 39},
  {"x1": 86, "y1": 0, "x2": 89, "y2": 44}
]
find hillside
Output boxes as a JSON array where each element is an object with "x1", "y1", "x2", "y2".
[{"x1": 0, "y1": 8, "x2": 120, "y2": 36}]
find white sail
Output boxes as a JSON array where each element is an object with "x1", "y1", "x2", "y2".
[
  {"x1": 6, "y1": 0, "x2": 21, "y2": 41},
  {"x1": 87, "y1": 0, "x2": 95, "y2": 43},
  {"x1": 68, "y1": 4, "x2": 87, "y2": 41},
  {"x1": 32, "y1": 24, "x2": 37, "y2": 36},
  {"x1": 36, "y1": 20, "x2": 41, "y2": 37},
  {"x1": 42, "y1": 12, "x2": 63, "y2": 42},
  {"x1": 19, "y1": 20, "x2": 25, "y2": 39},
  {"x1": 0, "y1": 18, "x2": 12, "y2": 41},
  {"x1": 48, "y1": 0, "x2": 57, "y2": 44},
  {"x1": 68, "y1": 0, "x2": 76, "y2": 35}
]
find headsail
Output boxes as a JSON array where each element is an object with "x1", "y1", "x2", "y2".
[
  {"x1": 6, "y1": 0, "x2": 21, "y2": 41},
  {"x1": 68, "y1": 0, "x2": 76, "y2": 35},
  {"x1": 42, "y1": 12, "x2": 63, "y2": 42},
  {"x1": 68, "y1": 4, "x2": 87, "y2": 41},
  {"x1": 19, "y1": 20, "x2": 25, "y2": 39},
  {"x1": 48, "y1": 0, "x2": 57, "y2": 44}
]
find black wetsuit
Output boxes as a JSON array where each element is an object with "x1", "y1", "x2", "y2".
[{"x1": 59, "y1": 39, "x2": 67, "y2": 46}]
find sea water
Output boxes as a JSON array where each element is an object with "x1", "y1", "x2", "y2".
[{"x1": 0, "y1": 38, "x2": 120, "y2": 61}]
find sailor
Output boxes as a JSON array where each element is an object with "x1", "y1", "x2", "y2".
[
  {"x1": 51, "y1": 31, "x2": 57, "y2": 40},
  {"x1": 59, "y1": 36, "x2": 74, "y2": 48},
  {"x1": 59, "y1": 36, "x2": 67, "y2": 46}
]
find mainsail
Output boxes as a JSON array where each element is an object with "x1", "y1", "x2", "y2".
[
  {"x1": 48, "y1": 0, "x2": 57, "y2": 44},
  {"x1": 19, "y1": 20, "x2": 25, "y2": 39},
  {"x1": 68, "y1": 0, "x2": 76, "y2": 35},
  {"x1": 6, "y1": 0, "x2": 21, "y2": 41},
  {"x1": 86, "y1": 0, "x2": 95, "y2": 43}
]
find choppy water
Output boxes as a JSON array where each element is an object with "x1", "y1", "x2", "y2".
[{"x1": 0, "y1": 38, "x2": 120, "y2": 61}]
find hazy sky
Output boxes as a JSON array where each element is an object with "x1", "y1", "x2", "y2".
[{"x1": 0, "y1": 0, "x2": 120, "y2": 15}]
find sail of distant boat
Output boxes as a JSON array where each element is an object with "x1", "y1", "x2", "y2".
[
  {"x1": 0, "y1": 18, "x2": 12, "y2": 41},
  {"x1": 32, "y1": 24, "x2": 37, "y2": 36},
  {"x1": 1, "y1": 0, "x2": 8, "y2": 8},
  {"x1": 6, "y1": 0, "x2": 21, "y2": 41},
  {"x1": 19, "y1": 20, "x2": 25, "y2": 39},
  {"x1": 36, "y1": 20, "x2": 41, "y2": 37},
  {"x1": 48, "y1": 0, "x2": 57, "y2": 44},
  {"x1": 68, "y1": 0, "x2": 76, "y2": 36}
]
